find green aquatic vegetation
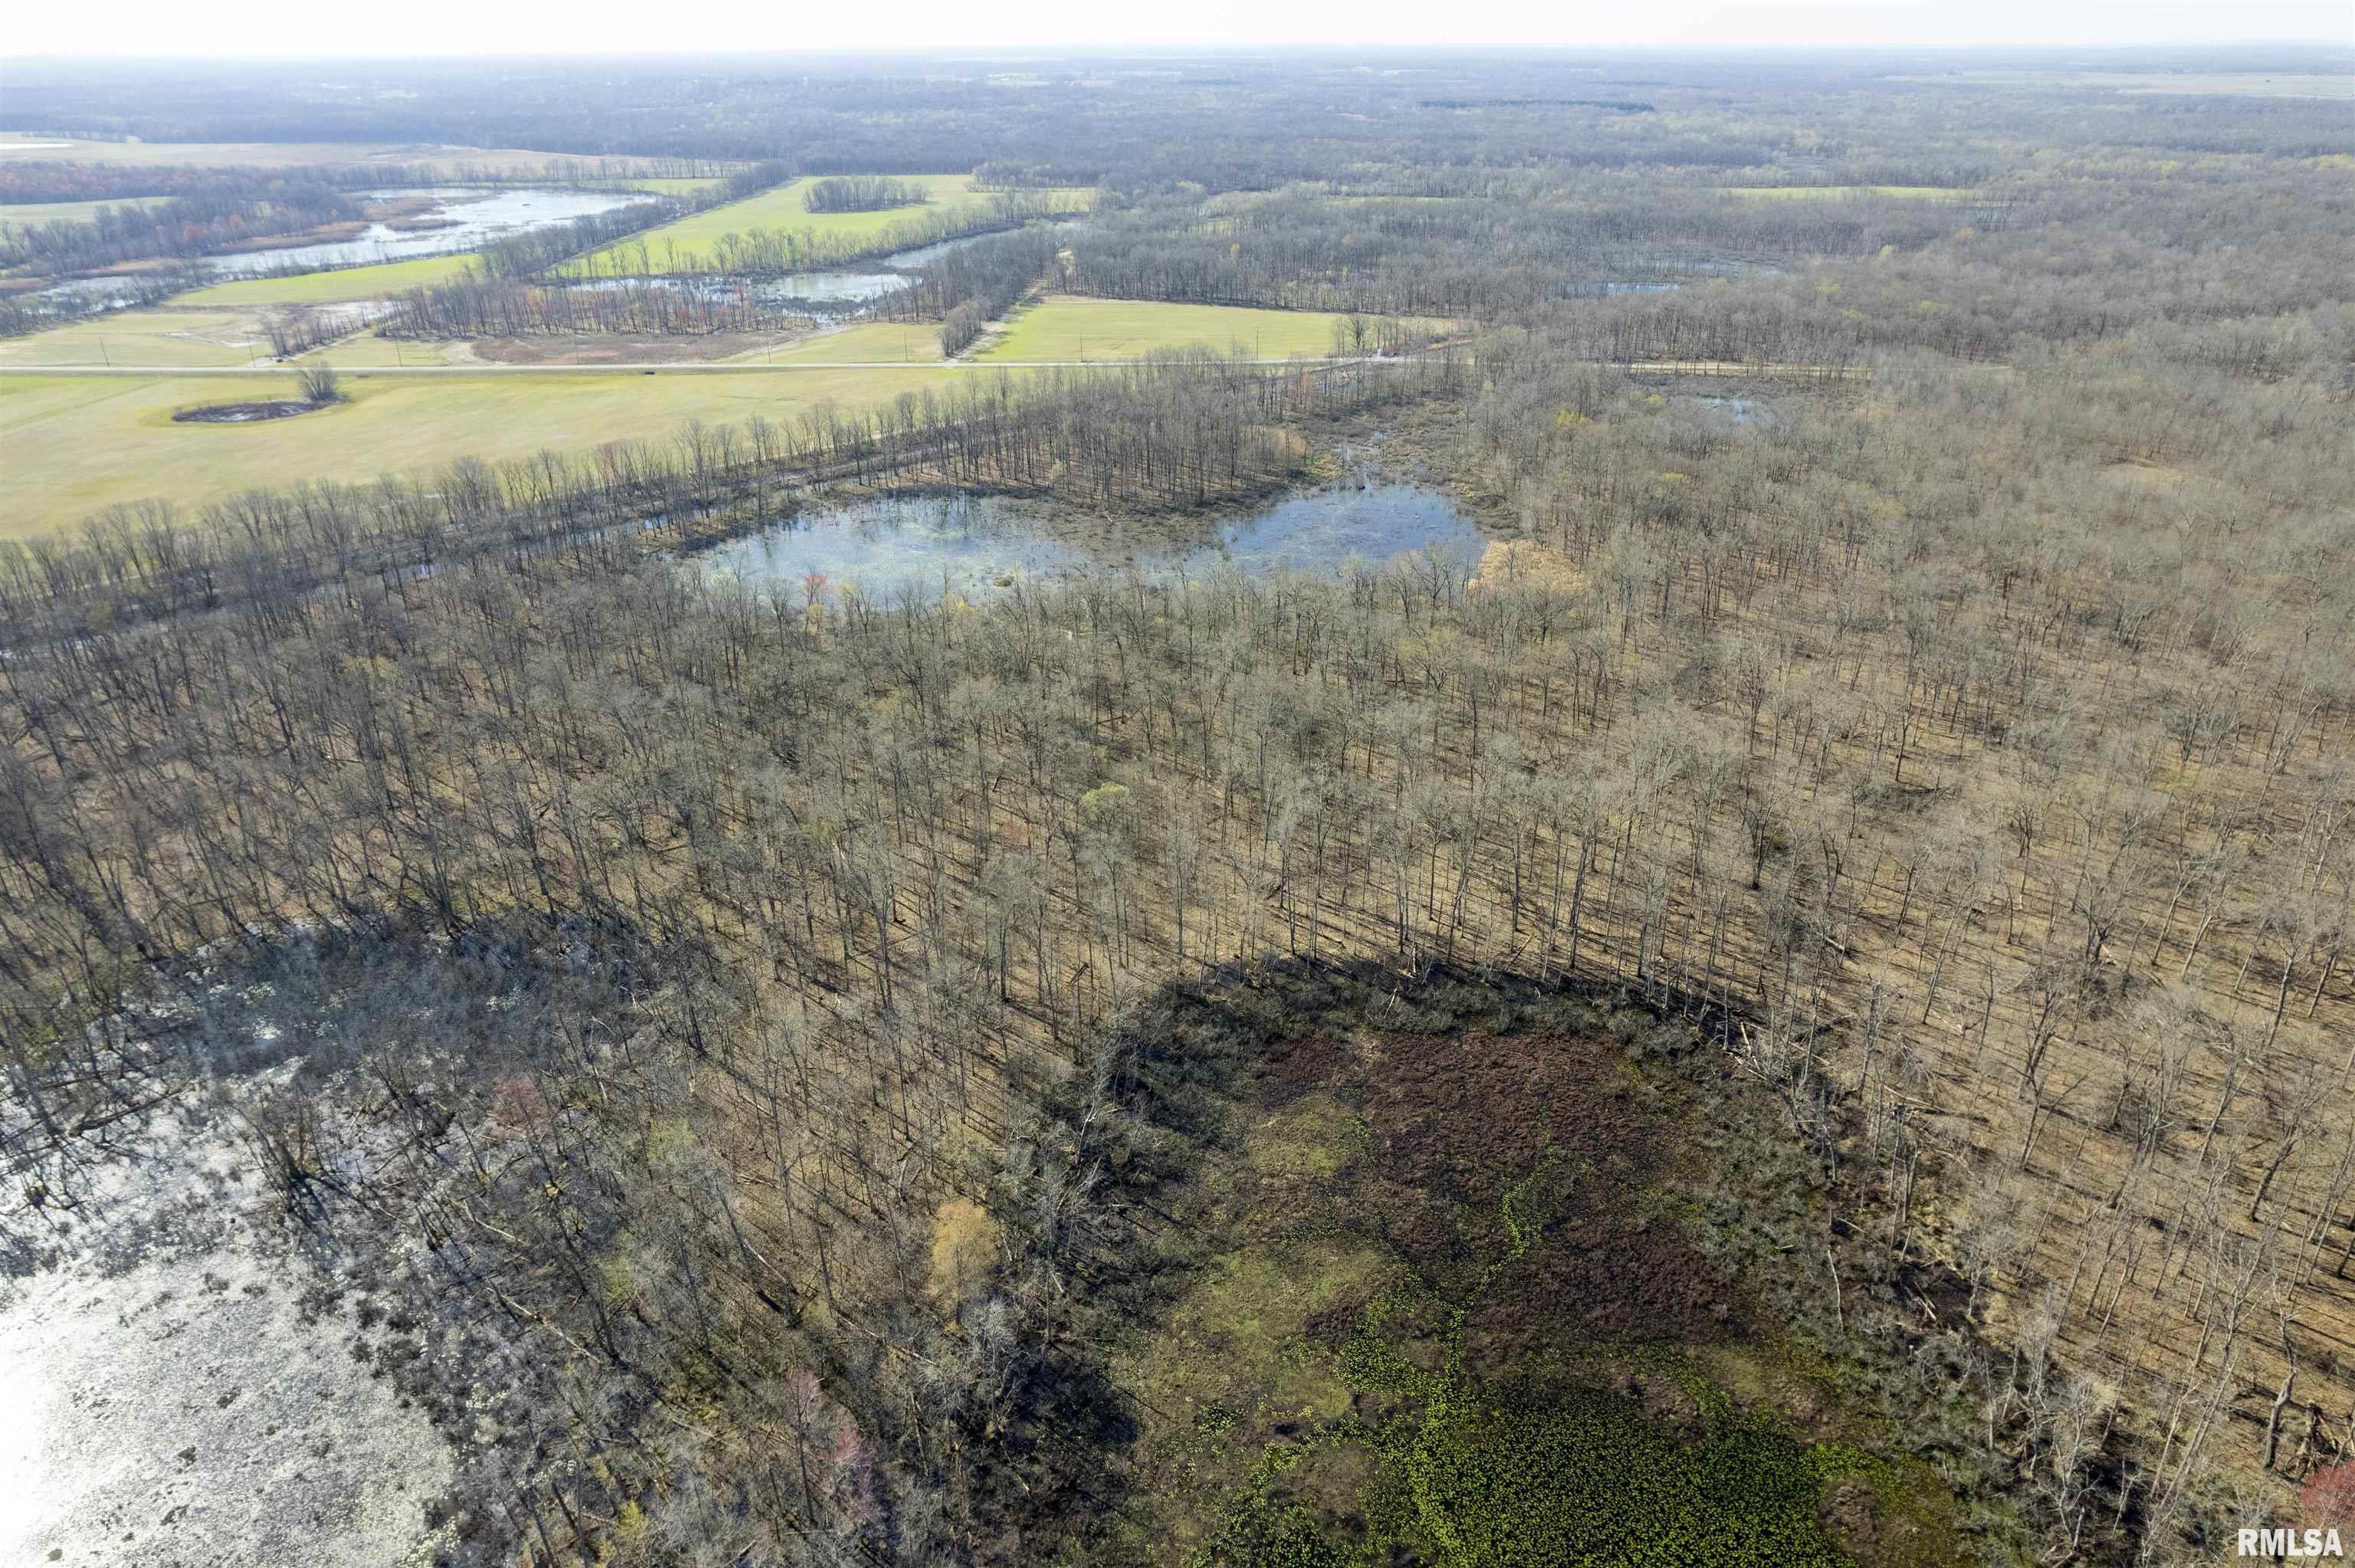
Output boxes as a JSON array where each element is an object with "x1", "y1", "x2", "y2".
[
  {"x1": 1256, "y1": 1156, "x2": 1871, "y2": 1567},
  {"x1": 1395, "y1": 1388, "x2": 1857, "y2": 1566}
]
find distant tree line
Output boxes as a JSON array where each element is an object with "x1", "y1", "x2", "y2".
[
  {"x1": 0, "y1": 172, "x2": 363, "y2": 276},
  {"x1": 1060, "y1": 177, "x2": 1998, "y2": 317},
  {"x1": 865, "y1": 225, "x2": 1063, "y2": 354},
  {"x1": 803, "y1": 175, "x2": 931, "y2": 212},
  {"x1": 7, "y1": 49, "x2": 2340, "y2": 183},
  {"x1": 0, "y1": 269, "x2": 196, "y2": 338},
  {"x1": 379, "y1": 274, "x2": 811, "y2": 339},
  {"x1": 1414, "y1": 96, "x2": 1654, "y2": 110}
]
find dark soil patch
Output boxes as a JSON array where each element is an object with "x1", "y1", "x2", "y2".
[
  {"x1": 1260, "y1": 1021, "x2": 1737, "y2": 1347},
  {"x1": 172, "y1": 400, "x2": 324, "y2": 424}
]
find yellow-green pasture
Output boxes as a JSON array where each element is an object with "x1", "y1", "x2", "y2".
[
  {"x1": 972, "y1": 296, "x2": 1378, "y2": 362},
  {"x1": 0, "y1": 365, "x2": 967, "y2": 538},
  {"x1": 0, "y1": 308, "x2": 278, "y2": 369},
  {"x1": 0, "y1": 195, "x2": 172, "y2": 230},
  {"x1": 727, "y1": 322, "x2": 948, "y2": 364},
  {"x1": 286, "y1": 331, "x2": 470, "y2": 366},
  {"x1": 614, "y1": 177, "x2": 731, "y2": 195},
  {"x1": 174, "y1": 253, "x2": 484, "y2": 306},
  {"x1": 566, "y1": 175, "x2": 1093, "y2": 274}
]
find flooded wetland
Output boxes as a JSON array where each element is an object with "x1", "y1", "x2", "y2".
[{"x1": 701, "y1": 480, "x2": 1493, "y2": 605}]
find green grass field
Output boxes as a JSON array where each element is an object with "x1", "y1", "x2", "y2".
[
  {"x1": 615, "y1": 177, "x2": 731, "y2": 195},
  {"x1": 0, "y1": 365, "x2": 968, "y2": 537},
  {"x1": 971, "y1": 296, "x2": 1365, "y2": 362},
  {"x1": 1725, "y1": 185, "x2": 1976, "y2": 200},
  {"x1": 173, "y1": 252, "x2": 485, "y2": 306},
  {"x1": 287, "y1": 331, "x2": 473, "y2": 366},
  {"x1": 567, "y1": 175, "x2": 1092, "y2": 274},
  {"x1": 0, "y1": 308, "x2": 278, "y2": 369},
  {"x1": 730, "y1": 322, "x2": 947, "y2": 364},
  {"x1": 0, "y1": 195, "x2": 172, "y2": 230}
]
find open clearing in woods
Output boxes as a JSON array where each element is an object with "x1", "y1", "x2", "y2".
[
  {"x1": 971, "y1": 295, "x2": 1378, "y2": 362},
  {"x1": 0, "y1": 365, "x2": 965, "y2": 535},
  {"x1": 564, "y1": 174, "x2": 1094, "y2": 273}
]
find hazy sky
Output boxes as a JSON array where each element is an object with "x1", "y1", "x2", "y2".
[{"x1": 6, "y1": 0, "x2": 2349, "y2": 57}]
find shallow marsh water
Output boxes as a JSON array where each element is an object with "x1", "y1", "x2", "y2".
[
  {"x1": 701, "y1": 481, "x2": 1489, "y2": 605},
  {"x1": 200, "y1": 186, "x2": 636, "y2": 277}
]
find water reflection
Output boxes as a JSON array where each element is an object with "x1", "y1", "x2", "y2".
[
  {"x1": 1696, "y1": 395, "x2": 1769, "y2": 425},
  {"x1": 200, "y1": 187, "x2": 636, "y2": 278},
  {"x1": 569, "y1": 269, "x2": 909, "y2": 317},
  {"x1": 702, "y1": 483, "x2": 1488, "y2": 605}
]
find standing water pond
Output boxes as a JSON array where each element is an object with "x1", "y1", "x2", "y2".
[
  {"x1": 700, "y1": 481, "x2": 1490, "y2": 605},
  {"x1": 199, "y1": 186, "x2": 638, "y2": 278}
]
